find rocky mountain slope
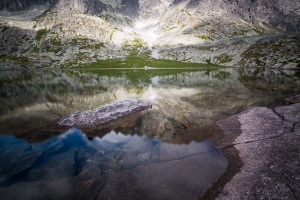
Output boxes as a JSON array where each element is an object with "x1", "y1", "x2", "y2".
[{"x1": 0, "y1": 0, "x2": 299, "y2": 69}]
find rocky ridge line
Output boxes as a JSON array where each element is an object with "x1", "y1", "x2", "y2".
[{"x1": 0, "y1": 0, "x2": 299, "y2": 69}]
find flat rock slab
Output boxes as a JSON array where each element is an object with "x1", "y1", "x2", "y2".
[
  {"x1": 57, "y1": 99, "x2": 152, "y2": 126},
  {"x1": 210, "y1": 102, "x2": 300, "y2": 199}
]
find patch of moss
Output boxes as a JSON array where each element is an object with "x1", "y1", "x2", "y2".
[
  {"x1": 50, "y1": 38, "x2": 62, "y2": 46},
  {"x1": 94, "y1": 43, "x2": 105, "y2": 49},
  {"x1": 227, "y1": 22, "x2": 236, "y2": 26},
  {"x1": 1, "y1": 26, "x2": 10, "y2": 33},
  {"x1": 0, "y1": 54, "x2": 30, "y2": 64},
  {"x1": 240, "y1": 29, "x2": 250, "y2": 35},
  {"x1": 33, "y1": 46, "x2": 40, "y2": 52},
  {"x1": 216, "y1": 53, "x2": 233, "y2": 64},
  {"x1": 205, "y1": 58, "x2": 211, "y2": 64},
  {"x1": 196, "y1": 35, "x2": 213, "y2": 41},
  {"x1": 35, "y1": 28, "x2": 48, "y2": 41},
  {"x1": 110, "y1": 30, "x2": 115, "y2": 41},
  {"x1": 166, "y1": 26, "x2": 178, "y2": 31},
  {"x1": 133, "y1": 38, "x2": 146, "y2": 48},
  {"x1": 99, "y1": 14, "x2": 117, "y2": 23},
  {"x1": 207, "y1": 29, "x2": 216, "y2": 34},
  {"x1": 253, "y1": 28, "x2": 265, "y2": 35}
]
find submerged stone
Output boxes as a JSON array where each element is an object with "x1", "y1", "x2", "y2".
[
  {"x1": 0, "y1": 151, "x2": 43, "y2": 182},
  {"x1": 57, "y1": 99, "x2": 152, "y2": 126},
  {"x1": 25, "y1": 151, "x2": 76, "y2": 182}
]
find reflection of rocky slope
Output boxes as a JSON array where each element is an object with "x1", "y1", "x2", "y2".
[
  {"x1": 1, "y1": 68, "x2": 299, "y2": 143},
  {"x1": 0, "y1": 0, "x2": 299, "y2": 69}
]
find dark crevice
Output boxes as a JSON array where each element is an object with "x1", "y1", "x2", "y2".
[
  {"x1": 273, "y1": 109, "x2": 284, "y2": 120},
  {"x1": 94, "y1": 180, "x2": 107, "y2": 200},
  {"x1": 219, "y1": 132, "x2": 285, "y2": 151},
  {"x1": 291, "y1": 124, "x2": 296, "y2": 133}
]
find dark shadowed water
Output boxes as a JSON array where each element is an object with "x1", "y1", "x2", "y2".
[{"x1": 0, "y1": 67, "x2": 299, "y2": 199}]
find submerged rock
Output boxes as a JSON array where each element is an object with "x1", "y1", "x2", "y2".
[
  {"x1": 57, "y1": 99, "x2": 152, "y2": 126},
  {"x1": 25, "y1": 151, "x2": 76, "y2": 182},
  {"x1": 0, "y1": 151, "x2": 43, "y2": 183}
]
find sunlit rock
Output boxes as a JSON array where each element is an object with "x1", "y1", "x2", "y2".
[{"x1": 57, "y1": 99, "x2": 152, "y2": 126}]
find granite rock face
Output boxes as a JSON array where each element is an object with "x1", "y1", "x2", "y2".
[
  {"x1": 205, "y1": 95, "x2": 300, "y2": 199},
  {"x1": 57, "y1": 99, "x2": 152, "y2": 126}
]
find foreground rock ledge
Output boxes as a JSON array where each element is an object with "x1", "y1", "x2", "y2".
[
  {"x1": 57, "y1": 99, "x2": 152, "y2": 126},
  {"x1": 203, "y1": 95, "x2": 300, "y2": 199}
]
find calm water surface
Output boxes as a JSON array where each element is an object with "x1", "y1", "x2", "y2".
[{"x1": 0, "y1": 67, "x2": 299, "y2": 199}]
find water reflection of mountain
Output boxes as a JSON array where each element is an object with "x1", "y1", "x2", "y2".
[{"x1": 0, "y1": 68, "x2": 299, "y2": 144}]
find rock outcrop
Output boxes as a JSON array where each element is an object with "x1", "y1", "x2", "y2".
[
  {"x1": 203, "y1": 94, "x2": 300, "y2": 199},
  {"x1": 57, "y1": 99, "x2": 152, "y2": 126}
]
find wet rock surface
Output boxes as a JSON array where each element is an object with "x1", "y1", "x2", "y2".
[{"x1": 203, "y1": 94, "x2": 300, "y2": 199}]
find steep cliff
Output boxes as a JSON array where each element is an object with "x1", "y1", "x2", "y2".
[{"x1": 0, "y1": 0, "x2": 299, "y2": 69}]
